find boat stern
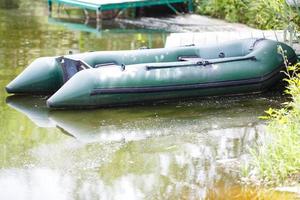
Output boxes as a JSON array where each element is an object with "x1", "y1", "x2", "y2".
[
  {"x1": 6, "y1": 57, "x2": 64, "y2": 94},
  {"x1": 47, "y1": 69, "x2": 96, "y2": 109}
]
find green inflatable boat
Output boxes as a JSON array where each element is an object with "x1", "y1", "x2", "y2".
[
  {"x1": 6, "y1": 44, "x2": 204, "y2": 94},
  {"x1": 6, "y1": 38, "x2": 297, "y2": 108}
]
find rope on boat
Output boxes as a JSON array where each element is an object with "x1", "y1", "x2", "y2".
[{"x1": 146, "y1": 56, "x2": 257, "y2": 70}]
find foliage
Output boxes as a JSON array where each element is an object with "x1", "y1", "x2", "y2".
[
  {"x1": 194, "y1": 0, "x2": 300, "y2": 29},
  {"x1": 244, "y1": 46, "x2": 300, "y2": 185},
  {"x1": 0, "y1": 0, "x2": 20, "y2": 9}
]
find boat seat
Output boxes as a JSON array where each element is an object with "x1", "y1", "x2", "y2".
[
  {"x1": 95, "y1": 62, "x2": 126, "y2": 71},
  {"x1": 178, "y1": 56, "x2": 202, "y2": 62},
  {"x1": 95, "y1": 62, "x2": 118, "y2": 68}
]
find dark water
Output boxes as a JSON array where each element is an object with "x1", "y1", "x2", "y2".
[{"x1": 0, "y1": 1, "x2": 299, "y2": 199}]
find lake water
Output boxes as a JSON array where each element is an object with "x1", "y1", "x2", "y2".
[{"x1": 0, "y1": 1, "x2": 299, "y2": 199}]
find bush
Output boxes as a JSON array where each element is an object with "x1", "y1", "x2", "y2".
[
  {"x1": 0, "y1": 0, "x2": 20, "y2": 9},
  {"x1": 194, "y1": 0, "x2": 300, "y2": 29}
]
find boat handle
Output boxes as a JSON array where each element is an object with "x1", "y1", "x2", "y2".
[{"x1": 94, "y1": 62, "x2": 126, "y2": 71}]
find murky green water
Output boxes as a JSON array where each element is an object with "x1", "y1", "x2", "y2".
[{"x1": 0, "y1": 1, "x2": 299, "y2": 199}]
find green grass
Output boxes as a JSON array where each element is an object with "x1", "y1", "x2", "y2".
[{"x1": 244, "y1": 47, "x2": 300, "y2": 185}]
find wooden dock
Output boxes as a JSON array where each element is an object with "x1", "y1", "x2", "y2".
[
  {"x1": 48, "y1": 0, "x2": 193, "y2": 22},
  {"x1": 165, "y1": 30, "x2": 300, "y2": 53}
]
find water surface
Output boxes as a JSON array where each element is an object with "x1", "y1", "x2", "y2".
[{"x1": 0, "y1": 1, "x2": 299, "y2": 199}]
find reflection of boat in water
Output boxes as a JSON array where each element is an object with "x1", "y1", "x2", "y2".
[
  {"x1": 6, "y1": 94, "x2": 281, "y2": 144},
  {"x1": 6, "y1": 95, "x2": 295, "y2": 199},
  {"x1": 6, "y1": 96, "x2": 54, "y2": 128}
]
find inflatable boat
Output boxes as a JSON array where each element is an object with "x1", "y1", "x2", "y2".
[
  {"x1": 6, "y1": 38, "x2": 297, "y2": 108},
  {"x1": 6, "y1": 44, "x2": 203, "y2": 94}
]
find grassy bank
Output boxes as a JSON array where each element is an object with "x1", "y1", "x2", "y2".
[
  {"x1": 242, "y1": 49, "x2": 300, "y2": 185},
  {"x1": 194, "y1": 0, "x2": 300, "y2": 29},
  {"x1": 252, "y1": 63, "x2": 300, "y2": 185}
]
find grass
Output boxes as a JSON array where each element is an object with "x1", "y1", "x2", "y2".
[{"x1": 242, "y1": 47, "x2": 300, "y2": 185}]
